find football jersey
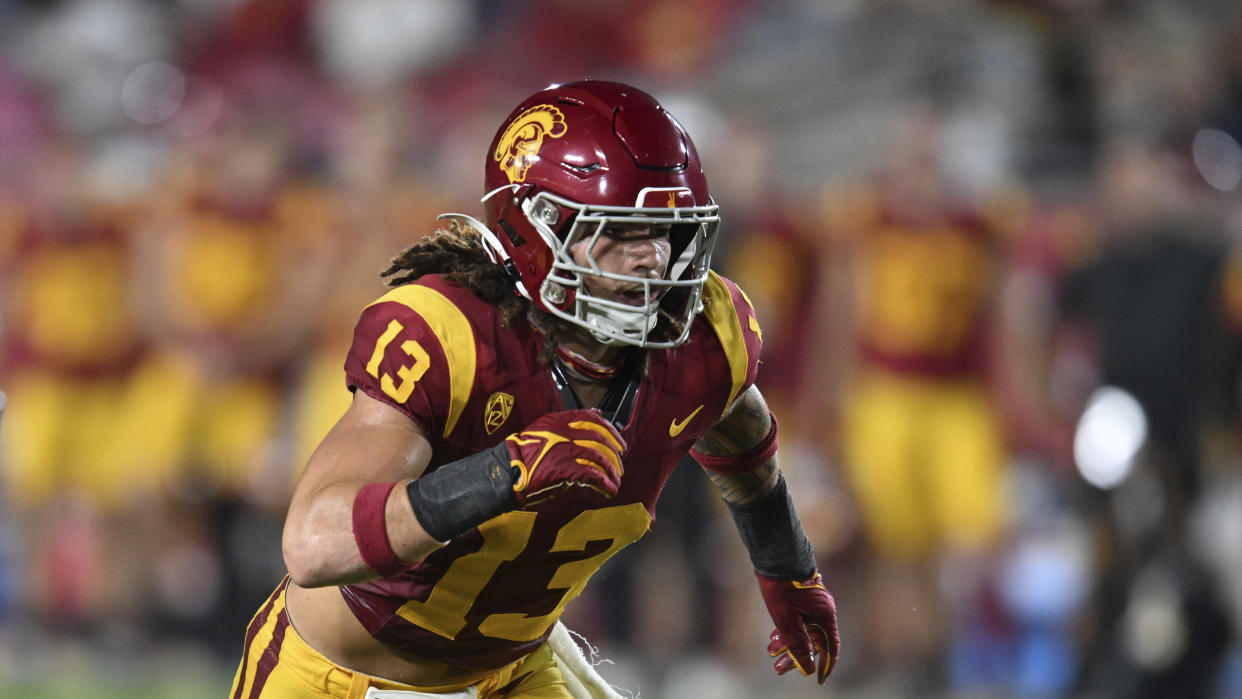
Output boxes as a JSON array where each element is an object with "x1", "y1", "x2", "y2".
[
  {"x1": 6, "y1": 220, "x2": 137, "y2": 374},
  {"x1": 855, "y1": 206, "x2": 996, "y2": 377},
  {"x1": 338, "y1": 271, "x2": 762, "y2": 668}
]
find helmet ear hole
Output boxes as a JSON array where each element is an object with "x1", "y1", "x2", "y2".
[{"x1": 498, "y1": 218, "x2": 525, "y2": 246}]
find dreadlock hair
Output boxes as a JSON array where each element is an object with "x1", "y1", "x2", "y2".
[
  {"x1": 382, "y1": 220, "x2": 527, "y2": 325},
  {"x1": 380, "y1": 220, "x2": 567, "y2": 362}
]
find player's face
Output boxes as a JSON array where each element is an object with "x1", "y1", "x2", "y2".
[{"x1": 569, "y1": 222, "x2": 672, "y2": 306}]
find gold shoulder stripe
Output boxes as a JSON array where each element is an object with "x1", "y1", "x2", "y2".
[
  {"x1": 368, "y1": 285, "x2": 476, "y2": 439},
  {"x1": 701, "y1": 271, "x2": 749, "y2": 412},
  {"x1": 735, "y1": 285, "x2": 764, "y2": 343}
]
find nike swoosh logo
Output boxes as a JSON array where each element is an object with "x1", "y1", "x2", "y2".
[{"x1": 669, "y1": 404, "x2": 704, "y2": 437}]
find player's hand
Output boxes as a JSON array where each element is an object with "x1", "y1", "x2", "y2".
[
  {"x1": 757, "y1": 569, "x2": 840, "y2": 684},
  {"x1": 504, "y1": 409, "x2": 626, "y2": 506}
]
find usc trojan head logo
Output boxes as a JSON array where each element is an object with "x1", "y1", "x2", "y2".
[
  {"x1": 494, "y1": 105, "x2": 567, "y2": 184},
  {"x1": 484, "y1": 391, "x2": 514, "y2": 435}
]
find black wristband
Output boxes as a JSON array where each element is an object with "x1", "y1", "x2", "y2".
[
  {"x1": 727, "y1": 472, "x2": 817, "y2": 580},
  {"x1": 406, "y1": 441, "x2": 518, "y2": 542}
]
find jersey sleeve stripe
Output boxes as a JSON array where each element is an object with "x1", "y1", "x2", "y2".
[
  {"x1": 701, "y1": 270, "x2": 749, "y2": 411},
  {"x1": 368, "y1": 285, "x2": 476, "y2": 439}
]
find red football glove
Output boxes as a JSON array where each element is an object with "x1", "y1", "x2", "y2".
[
  {"x1": 757, "y1": 569, "x2": 840, "y2": 684},
  {"x1": 505, "y1": 409, "x2": 626, "y2": 506}
]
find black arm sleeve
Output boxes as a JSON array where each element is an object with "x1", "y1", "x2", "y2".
[
  {"x1": 406, "y1": 441, "x2": 518, "y2": 542},
  {"x1": 727, "y1": 472, "x2": 817, "y2": 580}
]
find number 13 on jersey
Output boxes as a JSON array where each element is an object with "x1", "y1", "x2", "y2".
[
  {"x1": 396, "y1": 503, "x2": 650, "y2": 642},
  {"x1": 367, "y1": 319, "x2": 431, "y2": 403}
]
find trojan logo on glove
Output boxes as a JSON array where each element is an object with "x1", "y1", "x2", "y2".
[{"x1": 503, "y1": 410, "x2": 627, "y2": 505}]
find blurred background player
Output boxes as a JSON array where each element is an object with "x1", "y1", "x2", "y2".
[{"x1": 820, "y1": 102, "x2": 1024, "y2": 691}]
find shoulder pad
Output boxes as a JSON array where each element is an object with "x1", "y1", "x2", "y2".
[
  {"x1": 345, "y1": 283, "x2": 478, "y2": 439},
  {"x1": 699, "y1": 271, "x2": 763, "y2": 410}
]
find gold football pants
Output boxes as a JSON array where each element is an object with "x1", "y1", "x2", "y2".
[
  {"x1": 231, "y1": 579, "x2": 572, "y2": 699},
  {"x1": 842, "y1": 372, "x2": 1006, "y2": 561}
]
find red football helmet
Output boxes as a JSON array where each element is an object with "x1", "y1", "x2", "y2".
[{"x1": 446, "y1": 80, "x2": 720, "y2": 348}]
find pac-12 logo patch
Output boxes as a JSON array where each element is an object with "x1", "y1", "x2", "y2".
[
  {"x1": 484, "y1": 392, "x2": 515, "y2": 435},
  {"x1": 494, "y1": 104, "x2": 567, "y2": 184}
]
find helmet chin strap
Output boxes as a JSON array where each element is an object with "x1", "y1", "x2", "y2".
[{"x1": 553, "y1": 272, "x2": 656, "y2": 346}]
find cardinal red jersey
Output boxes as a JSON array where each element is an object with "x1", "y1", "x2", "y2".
[
  {"x1": 338, "y1": 271, "x2": 762, "y2": 668},
  {"x1": 855, "y1": 206, "x2": 998, "y2": 377}
]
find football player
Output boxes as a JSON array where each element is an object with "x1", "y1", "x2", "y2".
[
  {"x1": 231, "y1": 80, "x2": 839, "y2": 698},
  {"x1": 823, "y1": 104, "x2": 1015, "y2": 681}
]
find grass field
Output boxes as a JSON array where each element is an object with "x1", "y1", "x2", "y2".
[
  {"x1": 0, "y1": 634, "x2": 233, "y2": 699},
  {"x1": 0, "y1": 678, "x2": 228, "y2": 699}
]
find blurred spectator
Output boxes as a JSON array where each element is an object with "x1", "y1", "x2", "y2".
[{"x1": 1036, "y1": 136, "x2": 1240, "y2": 698}]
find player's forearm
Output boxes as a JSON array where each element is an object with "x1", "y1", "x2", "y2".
[
  {"x1": 285, "y1": 438, "x2": 521, "y2": 587},
  {"x1": 713, "y1": 465, "x2": 818, "y2": 579},
  {"x1": 283, "y1": 480, "x2": 443, "y2": 588},
  {"x1": 283, "y1": 391, "x2": 446, "y2": 588},
  {"x1": 693, "y1": 387, "x2": 817, "y2": 579}
]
